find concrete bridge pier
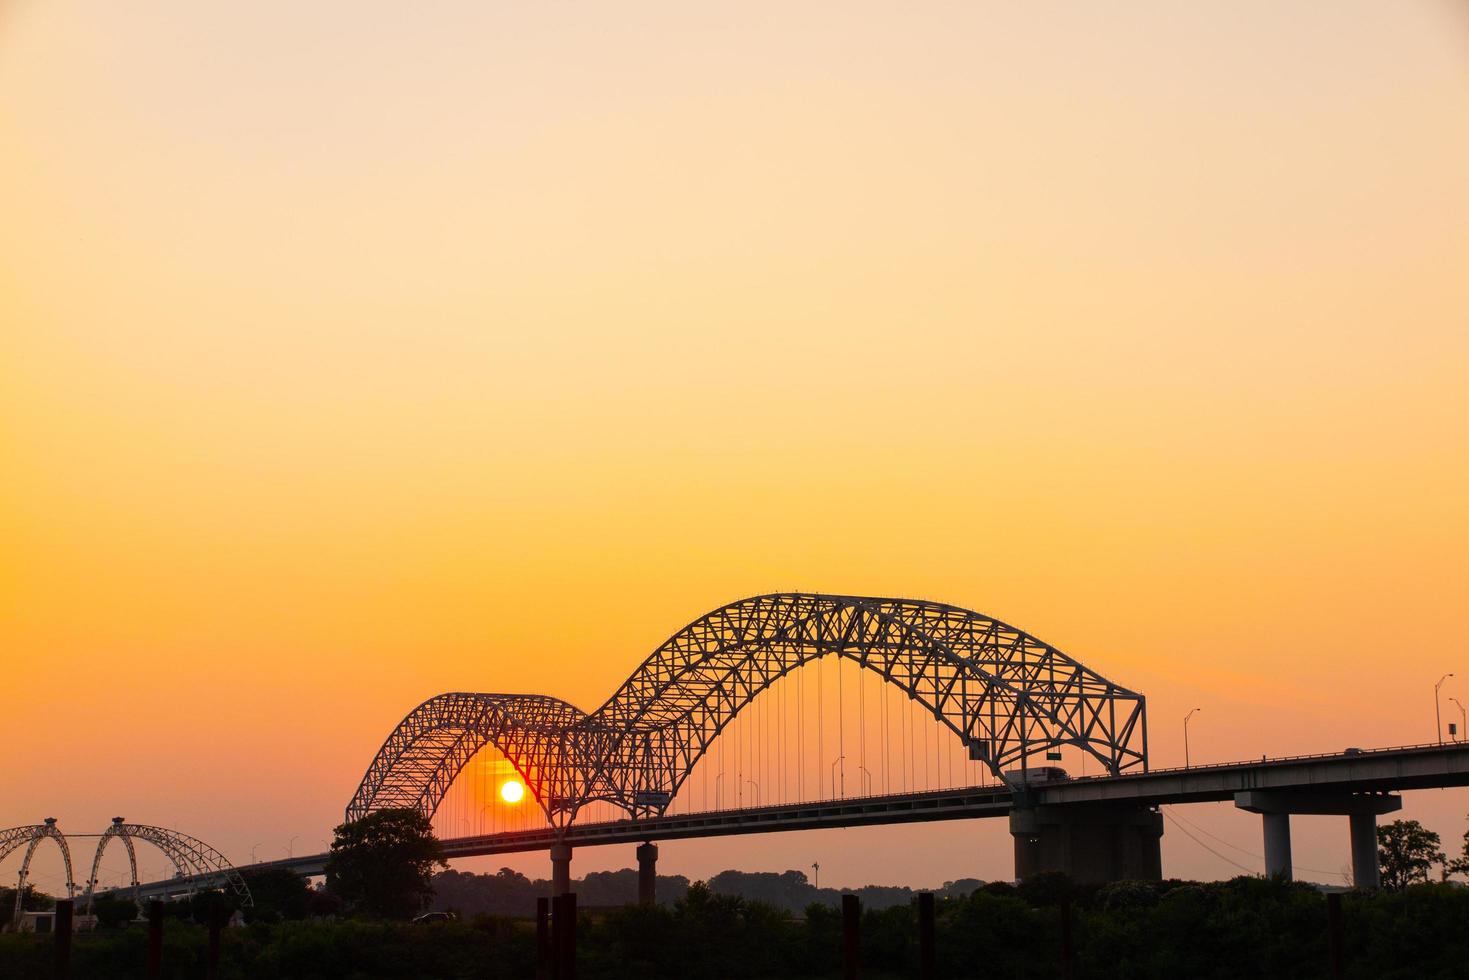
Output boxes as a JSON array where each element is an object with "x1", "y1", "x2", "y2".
[
  {"x1": 636, "y1": 842, "x2": 658, "y2": 904},
  {"x1": 1010, "y1": 804, "x2": 1163, "y2": 883},
  {"x1": 1234, "y1": 791, "x2": 1401, "y2": 888},
  {"x1": 1261, "y1": 812, "x2": 1293, "y2": 878},
  {"x1": 1349, "y1": 813, "x2": 1380, "y2": 889},
  {"x1": 550, "y1": 842, "x2": 572, "y2": 897}
]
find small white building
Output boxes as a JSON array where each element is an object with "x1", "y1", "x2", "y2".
[
  {"x1": 14, "y1": 910, "x2": 97, "y2": 933},
  {"x1": 16, "y1": 910, "x2": 55, "y2": 934}
]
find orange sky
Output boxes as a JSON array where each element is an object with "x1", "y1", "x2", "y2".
[{"x1": 3, "y1": 1, "x2": 1468, "y2": 890}]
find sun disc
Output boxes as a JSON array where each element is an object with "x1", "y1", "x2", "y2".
[{"x1": 500, "y1": 780, "x2": 525, "y2": 804}]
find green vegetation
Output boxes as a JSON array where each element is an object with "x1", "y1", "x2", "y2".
[
  {"x1": 1376, "y1": 819, "x2": 1446, "y2": 891},
  {"x1": 3, "y1": 875, "x2": 1469, "y2": 979},
  {"x1": 0, "y1": 887, "x2": 53, "y2": 914},
  {"x1": 1450, "y1": 819, "x2": 1469, "y2": 878},
  {"x1": 8, "y1": 814, "x2": 1469, "y2": 977},
  {"x1": 324, "y1": 808, "x2": 447, "y2": 920}
]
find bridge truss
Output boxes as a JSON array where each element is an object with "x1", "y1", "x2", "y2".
[
  {"x1": 1, "y1": 818, "x2": 251, "y2": 926},
  {"x1": 81, "y1": 818, "x2": 253, "y2": 914},
  {"x1": 1, "y1": 819, "x2": 75, "y2": 927},
  {"x1": 349, "y1": 594, "x2": 1149, "y2": 827}
]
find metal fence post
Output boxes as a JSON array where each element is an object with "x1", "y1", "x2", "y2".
[
  {"x1": 917, "y1": 892, "x2": 935, "y2": 980},
  {"x1": 842, "y1": 894, "x2": 861, "y2": 980},
  {"x1": 146, "y1": 900, "x2": 164, "y2": 979},
  {"x1": 536, "y1": 896, "x2": 551, "y2": 980},
  {"x1": 558, "y1": 892, "x2": 577, "y2": 980},
  {"x1": 53, "y1": 899, "x2": 73, "y2": 980}
]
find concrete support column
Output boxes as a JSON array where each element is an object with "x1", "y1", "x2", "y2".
[
  {"x1": 636, "y1": 842, "x2": 658, "y2": 905},
  {"x1": 1349, "y1": 813, "x2": 1379, "y2": 890},
  {"x1": 1262, "y1": 812, "x2": 1293, "y2": 880},
  {"x1": 1010, "y1": 805, "x2": 1163, "y2": 883},
  {"x1": 1235, "y1": 790, "x2": 1397, "y2": 890},
  {"x1": 550, "y1": 843, "x2": 572, "y2": 897}
]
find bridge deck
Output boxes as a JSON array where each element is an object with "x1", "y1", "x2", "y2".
[{"x1": 108, "y1": 741, "x2": 1469, "y2": 898}]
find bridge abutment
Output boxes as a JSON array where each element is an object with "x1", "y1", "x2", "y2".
[
  {"x1": 636, "y1": 842, "x2": 657, "y2": 904},
  {"x1": 1233, "y1": 790, "x2": 1401, "y2": 888},
  {"x1": 1009, "y1": 804, "x2": 1163, "y2": 883},
  {"x1": 550, "y1": 843, "x2": 572, "y2": 897}
]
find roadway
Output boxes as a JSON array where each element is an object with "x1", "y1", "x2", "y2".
[{"x1": 107, "y1": 740, "x2": 1469, "y2": 899}]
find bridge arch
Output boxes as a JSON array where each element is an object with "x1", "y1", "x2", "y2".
[
  {"x1": 346, "y1": 594, "x2": 1148, "y2": 826},
  {"x1": 82, "y1": 820, "x2": 253, "y2": 914},
  {"x1": 1, "y1": 819, "x2": 75, "y2": 927},
  {"x1": 348, "y1": 694, "x2": 594, "y2": 823}
]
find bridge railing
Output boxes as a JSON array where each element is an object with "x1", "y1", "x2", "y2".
[{"x1": 1067, "y1": 739, "x2": 1463, "y2": 781}]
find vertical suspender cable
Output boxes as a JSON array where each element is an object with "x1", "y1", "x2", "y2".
[
  {"x1": 840, "y1": 655, "x2": 852, "y2": 793},
  {"x1": 858, "y1": 660, "x2": 866, "y2": 795},
  {"x1": 818, "y1": 653, "x2": 825, "y2": 799}
]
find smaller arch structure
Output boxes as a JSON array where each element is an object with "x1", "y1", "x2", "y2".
[
  {"x1": 1, "y1": 818, "x2": 251, "y2": 927},
  {"x1": 1, "y1": 819, "x2": 75, "y2": 927},
  {"x1": 82, "y1": 818, "x2": 253, "y2": 915}
]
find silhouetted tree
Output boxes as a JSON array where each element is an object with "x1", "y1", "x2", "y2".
[
  {"x1": 0, "y1": 886, "x2": 53, "y2": 913},
  {"x1": 241, "y1": 868, "x2": 312, "y2": 922},
  {"x1": 89, "y1": 894, "x2": 137, "y2": 929},
  {"x1": 325, "y1": 808, "x2": 446, "y2": 919},
  {"x1": 1377, "y1": 819, "x2": 1444, "y2": 890},
  {"x1": 1440, "y1": 812, "x2": 1469, "y2": 881}
]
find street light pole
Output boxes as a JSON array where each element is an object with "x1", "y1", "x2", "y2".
[
  {"x1": 288, "y1": 836, "x2": 299, "y2": 858},
  {"x1": 1435, "y1": 674, "x2": 1454, "y2": 744},
  {"x1": 1451, "y1": 697, "x2": 1467, "y2": 743},
  {"x1": 1183, "y1": 708, "x2": 1201, "y2": 769},
  {"x1": 250, "y1": 843, "x2": 262, "y2": 864},
  {"x1": 830, "y1": 756, "x2": 845, "y2": 799},
  {"x1": 748, "y1": 780, "x2": 760, "y2": 807}
]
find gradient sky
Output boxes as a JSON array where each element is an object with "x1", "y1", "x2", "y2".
[{"x1": 3, "y1": 2, "x2": 1468, "y2": 892}]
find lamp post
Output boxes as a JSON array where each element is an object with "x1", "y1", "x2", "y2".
[
  {"x1": 747, "y1": 780, "x2": 760, "y2": 807},
  {"x1": 714, "y1": 772, "x2": 725, "y2": 809},
  {"x1": 1435, "y1": 674, "x2": 1454, "y2": 744},
  {"x1": 1451, "y1": 697, "x2": 1467, "y2": 743},
  {"x1": 287, "y1": 836, "x2": 299, "y2": 858},
  {"x1": 858, "y1": 766, "x2": 872, "y2": 795},
  {"x1": 1183, "y1": 708, "x2": 1202, "y2": 769},
  {"x1": 250, "y1": 843, "x2": 262, "y2": 864},
  {"x1": 830, "y1": 756, "x2": 845, "y2": 799}
]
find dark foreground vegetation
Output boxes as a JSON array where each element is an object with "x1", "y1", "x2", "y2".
[
  {"x1": 4, "y1": 875, "x2": 1469, "y2": 980},
  {"x1": 5, "y1": 812, "x2": 1464, "y2": 978}
]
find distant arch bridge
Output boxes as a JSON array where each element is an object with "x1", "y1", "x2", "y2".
[
  {"x1": 1, "y1": 818, "x2": 252, "y2": 926},
  {"x1": 348, "y1": 593, "x2": 1149, "y2": 826}
]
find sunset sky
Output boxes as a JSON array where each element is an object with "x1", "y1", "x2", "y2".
[{"x1": 3, "y1": 1, "x2": 1467, "y2": 891}]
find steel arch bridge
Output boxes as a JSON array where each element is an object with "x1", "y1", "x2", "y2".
[
  {"x1": 1, "y1": 819, "x2": 75, "y2": 926},
  {"x1": 80, "y1": 818, "x2": 253, "y2": 915},
  {"x1": 1, "y1": 818, "x2": 251, "y2": 926},
  {"x1": 347, "y1": 594, "x2": 1148, "y2": 826}
]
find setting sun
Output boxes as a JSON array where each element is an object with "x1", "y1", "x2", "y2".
[{"x1": 499, "y1": 780, "x2": 525, "y2": 805}]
